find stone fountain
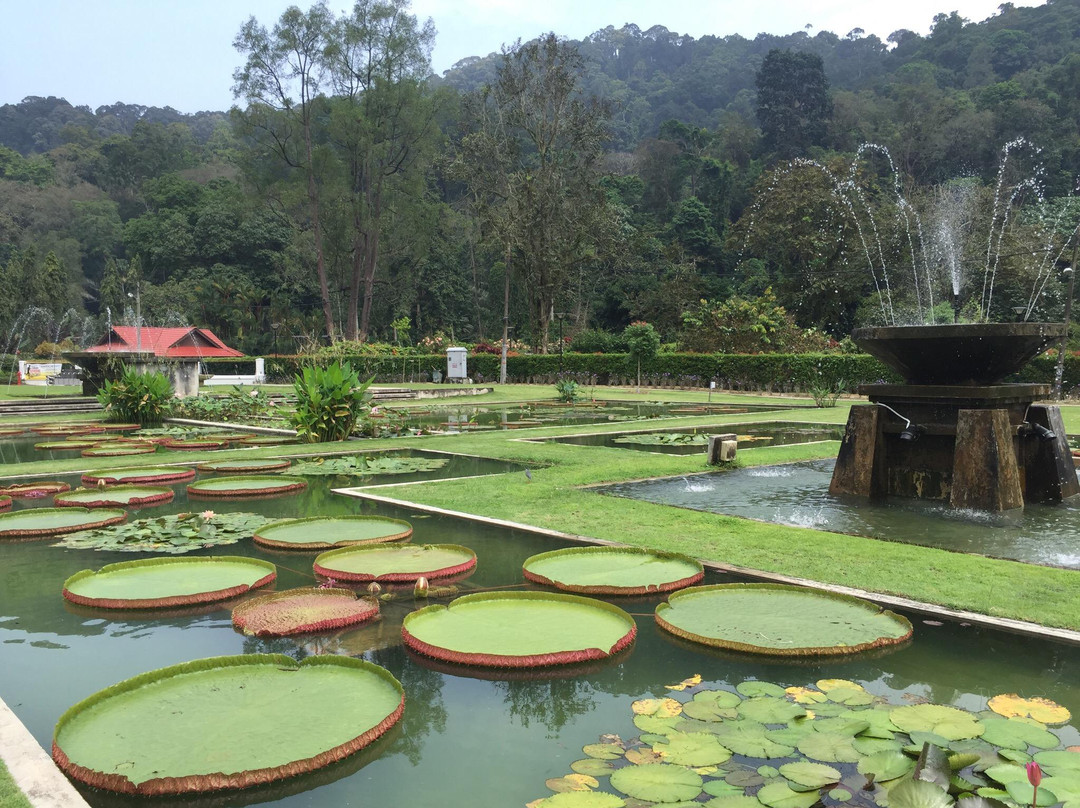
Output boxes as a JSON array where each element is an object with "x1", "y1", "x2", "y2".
[{"x1": 830, "y1": 322, "x2": 1079, "y2": 511}]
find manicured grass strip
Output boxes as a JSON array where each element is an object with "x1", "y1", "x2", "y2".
[{"x1": 0, "y1": 758, "x2": 32, "y2": 808}]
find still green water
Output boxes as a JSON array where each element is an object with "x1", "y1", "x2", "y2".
[{"x1": 0, "y1": 460, "x2": 1078, "y2": 807}]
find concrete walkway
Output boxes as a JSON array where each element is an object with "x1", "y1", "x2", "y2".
[{"x1": 0, "y1": 696, "x2": 89, "y2": 808}]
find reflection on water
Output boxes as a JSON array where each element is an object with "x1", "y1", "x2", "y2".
[
  {"x1": 0, "y1": 461, "x2": 1077, "y2": 807},
  {"x1": 605, "y1": 458, "x2": 1080, "y2": 568}
]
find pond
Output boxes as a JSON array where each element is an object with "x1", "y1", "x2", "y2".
[
  {"x1": 602, "y1": 458, "x2": 1080, "y2": 569},
  {"x1": 537, "y1": 421, "x2": 844, "y2": 455},
  {"x1": 0, "y1": 458, "x2": 1078, "y2": 807}
]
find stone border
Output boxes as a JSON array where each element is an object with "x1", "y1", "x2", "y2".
[
  {"x1": 334, "y1": 488, "x2": 1080, "y2": 647},
  {"x1": 0, "y1": 694, "x2": 90, "y2": 808}
]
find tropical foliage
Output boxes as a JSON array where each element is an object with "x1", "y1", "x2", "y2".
[
  {"x1": 55, "y1": 512, "x2": 269, "y2": 553},
  {"x1": 96, "y1": 369, "x2": 173, "y2": 425},
  {"x1": 289, "y1": 362, "x2": 372, "y2": 442}
]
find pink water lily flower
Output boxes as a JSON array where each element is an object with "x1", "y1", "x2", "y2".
[{"x1": 200, "y1": 510, "x2": 215, "y2": 520}]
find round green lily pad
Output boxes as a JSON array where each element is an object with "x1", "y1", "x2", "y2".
[
  {"x1": 197, "y1": 458, "x2": 293, "y2": 473},
  {"x1": 654, "y1": 584, "x2": 913, "y2": 656},
  {"x1": 99, "y1": 423, "x2": 141, "y2": 431},
  {"x1": 0, "y1": 507, "x2": 126, "y2": 539},
  {"x1": 0, "y1": 428, "x2": 26, "y2": 437},
  {"x1": 609, "y1": 762, "x2": 702, "y2": 803},
  {"x1": 62, "y1": 556, "x2": 276, "y2": 609},
  {"x1": 252, "y1": 515, "x2": 413, "y2": 551},
  {"x1": 81, "y1": 467, "x2": 196, "y2": 486},
  {"x1": 35, "y1": 440, "x2": 96, "y2": 450},
  {"x1": 890, "y1": 704, "x2": 984, "y2": 740},
  {"x1": 231, "y1": 588, "x2": 379, "y2": 636},
  {"x1": 162, "y1": 438, "x2": 230, "y2": 451},
  {"x1": 0, "y1": 481, "x2": 71, "y2": 498},
  {"x1": 522, "y1": 546, "x2": 703, "y2": 595},
  {"x1": 52, "y1": 654, "x2": 403, "y2": 795},
  {"x1": 187, "y1": 476, "x2": 307, "y2": 499},
  {"x1": 236, "y1": 435, "x2": 297, "y2": 445},
  {"x1": 81, "y1": 445, "x2": 157, "y2": 457},
  {"x1": 0, "y1": 495, "x2": 11, "y2": 511},
  {"x1": 315, "y1": 544, "x2": 477, "y2": 583},
  {"x1": 534, "y1": 794, "x2": 626, "y2": 808},
  {"x1": 652, "y1": 732, "x2": 732, "y2": 766},
  {"x1": 402, "y1": 591, "x2": 636, "y2": 668},
  {"x1": 54, "y1": 485, "x2": 174, "y2": 509}
]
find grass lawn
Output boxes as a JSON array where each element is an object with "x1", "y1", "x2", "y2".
[
  {"x1": 0, "y1": 760, "x2": 30, "y2": 808},
  {"x1": 2, "y1": 386, "x2": 1078, "y2": 630}
]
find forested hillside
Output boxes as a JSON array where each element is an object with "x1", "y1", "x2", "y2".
[{"x1": 2, "y1": 0, "x2": 1079, "y2": 357}]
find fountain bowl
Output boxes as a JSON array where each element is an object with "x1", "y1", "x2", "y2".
[{"x1": 852, "y1": 323, "x2": 1065, "y2": 385}]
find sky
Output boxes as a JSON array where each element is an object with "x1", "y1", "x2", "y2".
[{"x1": 0, "y1": 0, "x2": 1048, "y2": 114}]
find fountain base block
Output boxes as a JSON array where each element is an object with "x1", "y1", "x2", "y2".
[{"x1": 830, "y1": 384, "x2": 1079, "y2": 511}]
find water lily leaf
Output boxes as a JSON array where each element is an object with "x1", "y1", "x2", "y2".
[
  {"x1": 979, "y1": 717, "x2": 1058, "y2": 751},
  {"x1": 534, "y1": 793, "x2": 627, "y2": 808},
  {"x1": 634, "y1": 715, "x2": 682, "y2": 735},
  {"x1": 705, "y1": 780, "x2": 748, "y2": 798},
  {"x1": 787, "y1": 687, "x2": 829, "y2": 705},
  {"x1": 948, "y1": 753, "x2": 983, "y2": 772},
  {"x1": 828, "y1": 688, "x2": 875, "y2": 706},
  {"x1": 858, "y1": 752, "x2": 915, "y2": 782},
  {"x1": 797, "y1": 732, "x2": 861, "y2": 763},
  {"x1": 904, "y1": 732, "x2": 954, "y2": 755},
  {"x1": 705, "y1": 797, "x2": 762, "y2": 808},
  {"x1": 767, "y1": 722, "x2": 817, "y2": 746},
  {"x1": 639, "y1": 734, "x2": 671, "y2": 746},
  {"x1": 887, "y1": 778, "x2": 953, "y2": 808},
  {"x1": 1043, "y1": 774, "x2": 1080, "y2": 804},
  {"x1": 757, "y1": 781, "x2": 822, "y2": 808},
  {"x1": 626, "y1": 748, "x2": 663, "y2": 765},
  {"x1": 854, "y1": 738, "x2": 906, "y2": 756},
  {"x1": 610, "y1": 763, "x2": 703, "y2": 803},
  {"x1": 676, "y1": 718, "x2": 725, "y2": 735},
  {"x1": 634, "y1": 698, "x2": 684, "y2": 718},
  {"x1": 1033, "y1": 751, "x2": 1080, "y2": 777},
  {"x1": 653, "y1": 733, "x2": 732, "y2": 767},
  {"x1": 683, "y1": 700, "x2": 737, "y2": 722},
  {"x1": 983, "y1": 764, "x2": 1028, "y2": 786},
  {"x1": 758, "y1": 766, "x2": 781, "y2": 778},
  {"x1": 727, "y1": 769, "x2": 767, "y2": 787},
  {"x1": 584, "y1": 743, "x2": 625, "y2": 760},
  {"x1": 841, "y1": 707, "x2": 898, "y2": 739},
  {"x1": 891, "y1": 705, "x2": 985, "y2": 741},
  {"x1": 55, "y1": 512, "x2": 268, "y2": 554},
  {"x1": 915, "y1": 742, "x2": 953, "y2": 790},
  {"x1": 813, "y1": 718, "x2": 871, "y2": 737},
  {"x1": 997, "y1": 749, "x2": 1032, "y2": 765},
  {"x1": 974, "y1": 788, "x2": 1011, "y2": 801},
  {"x1": 988, "y1": 695, "x2": 1071, "y2": 726},
  {"x1": 1003, "y1": 780, "x2": 1056, "y2": 806},
  {"x1": 780, "y1": 762, "x2": 842, "y2": 789},
  {"x1": 694, "y1": 766, "x2": 720, "y2": 776},
  {"x1": 808, "y1": 702, "x2": 854, "y2": 718},
  {"x1": 818, "y1": 680, "x2": 866, "y2": 693},
  {"x1": 666, "y1": 674, "x2": 703, "y2": 691},
  {"x1": 697, "y1": 690, "x2": 744, "y2": 709},
  {"x1": 740, "y1": 698, "x2": 808, "y2": 724},
  {"x1": 573, "y1": 759, "x2": 617, "y2": 777},
  {"x1": 955, "y1": 797, "x2": 1011, "y2": 808},
  {"x1": 738, "y1": 682, "x2": 787, "y2": 698},
  {"x1": 714, "y1": 721, "x2": 796, "y2": 759},
  {"x1": 547, "y1": 774, "x2": 599, "y2": 793}
]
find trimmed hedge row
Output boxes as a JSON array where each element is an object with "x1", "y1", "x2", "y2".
[{"x1": 202, "y1": 352, "x2": 1080, "y2": 393}]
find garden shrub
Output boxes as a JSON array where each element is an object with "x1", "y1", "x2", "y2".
[
  {"x1": 96, "y1": 369, "x2": 173, "y2": 425},
  {"x1": 289, "y1": 362, "x2": 372, "y2": 442}
]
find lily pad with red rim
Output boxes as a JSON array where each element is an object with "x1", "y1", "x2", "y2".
[
  {"x1": 523, "y1": 546, "x2": 703, "y2": 595},
  {"x1": 237, "y1": 435, "x2": 297, "y2": 446},
  {"x1": 231, "y1": 587, "x2": 379, "y2": 636},
  {"x1": 402, "y1": 590, "x2": 637, "y2": 668},
  {"x1": 51, "y1": 653, "x2": 404, "y2": 795},
  {"x1": 253, "y1": 515, "x2": 413, "y2": 551},
  {"x1": 0, "y1": 428, "x2": 26, "y2": 437},
  {"x1": 0, "y1": 495, "x2": 11, "y2": 511},
  {"x1": 35, "y1": 440, "x2": 97, "y2": 450},
  {"x1": 314, "y1": 543, "x2": 476, "y2": 583},
  {"x1": 54, "y1": 485, "x2": 175, "y2": 509},
  {"x1": 0, "y1": 481, "x2": 71, "y2": 498},
  {"x1": 654, "y1": 583, "x2": 912, "y2": 657},
  {"x1": 187, "y1": 476, "x2": 307, "y2": 499},
  {"x1": 0, "y1": 507, "x2": 126, "y2": 539},
  {"x1": 81, "y1": 445, "x2": 157, "y2": 457},
  {"x1": 197, "y1": 458, "x2": 293, "y2": 473},
  {"x1": 82, "y1": 467, "x2": 196, "y2": 486},
  {"x1": 162, "y1": 438, "x2": 230, "y2": 451},
  {"x1": 62, "y1": 556, "x2": 276, "y2": 609}
]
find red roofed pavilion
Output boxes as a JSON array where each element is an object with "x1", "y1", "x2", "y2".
[{"x1": 86, "y1": 327, "x2": 243, "y2": 358}]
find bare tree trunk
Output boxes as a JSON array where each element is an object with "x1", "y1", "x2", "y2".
[
  {"x1": 305, "y1": 128, "x2": 335, "y2": 343},
  {"x1": 359, "y1": 227, "x2": 380, "y2": 340},
  {"x1": 345, "y1": 225, "x2": 364, "y2": 341}
]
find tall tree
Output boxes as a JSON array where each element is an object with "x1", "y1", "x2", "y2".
[
  {"x1": 233, "y1": 3, "x2": 337, "y2": 341},
  {"x1": 456, "y1": 33, "x2": 614, "y2": 350},
  {"x1": 324, "y1": 0, "x2": 438, "y2": 341},
  {"x1": 755, "y1": 49, "x2": 832, "y2": 159}
]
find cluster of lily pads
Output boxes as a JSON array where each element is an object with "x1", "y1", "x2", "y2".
[
  {"x1": 284, "y1": 454, "x2": 449, "y2": 477},
  {"x1": 529, "y1": 678, "x2": 1078, "y2": 808},
  {"x1": 55, "y1": 512, "x2": 269, "y2": 553}
]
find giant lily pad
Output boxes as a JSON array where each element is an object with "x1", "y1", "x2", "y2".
[
  {"x1": 197, "y1": 459, "x2": 292, "y2": 473},
  {"x1": 0, "y1": 494, "x2": 10, "y2": 511},
  {"x1": 187, "y1": 476, "x2": 307, "y2": 499},
  {"x1": 0, "y1": 507, "x2": 126, "y2": 539},
  {"x1": 522, "y1": 546, "x2": 703, "y2": 595},
  {"x1": 231, "y1": 588, "x2": 379, "y2": 636},
  {"x1": 35, "y1": 440, "x2": 97, "y2": 450},
  {"x1": 55, "y1": 511, "x2": 268, "y2": 554},
  {"x1": 253, "y1": 515, "x2": 413, "y2": 551},
  {"x1": 314, "y1": 544, "x2": 476, "y2": 583},
  {"x1": 54, "y1": 485, "x2": 174, "y2": 509},
  {"x1": 609, "y1": 763, "x2": 702, "y2": 803},
  {"x1": 81, "y1": 445, "x2": 157, "y2": 457},
  {"x1": 162, "y1": 438, "x2": 229, "y2": 451},
  {"x1": 654, "y1": 584, "x2": 912, "y2": 656},
  {"x1": 235, "y1": 435, "x2": 297, "y2": 446},
  {"x1": 82, "y1": 467, "x2": 196, "y2": 486},
  {"x1": 402, "y1": 591, "x2": 636, "y2": 668},
  {"x1": 52, "y1": 654, "x2": 403, "y2": 795},
  {"x1": 62, "y1": 556, "x2": 276, "y2": 609},
  {"x1": 0, "y1": 481, "x2": 71, "y2": 498}
]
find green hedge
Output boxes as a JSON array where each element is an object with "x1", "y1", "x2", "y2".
[{"x1": 204, "y1": 351, "x2": 1080, "y2": 393}]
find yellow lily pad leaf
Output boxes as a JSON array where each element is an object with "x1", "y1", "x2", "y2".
[
  {"x1": 626, "y1": 747, "x2": 663, "y2": 765},
  {"x1": 817, "y1": 679, "x2": 866, "y2": 693},
  {"x1": 787, "y1": 687, "x2": 828, "y2": 705},
  {"x1": 694, "y1": 765, "x2": 719, "y2": 775},
  {"x1": 666, "y1": 674, "x2": 703, "y2": 691},
  {"x1": 632, "y1": 698, "x2": 683, "y2": 717},
  {"x1": 988, "y1": 694, "x2": 1071, "y2": 726},
  {"x1": 547, "y1": 774, "x2": 599, "y2": 793}
]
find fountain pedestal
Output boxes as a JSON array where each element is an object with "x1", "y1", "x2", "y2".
[{"x1": 830, "y1": 324, "x2": 1078, "y2": 512}]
